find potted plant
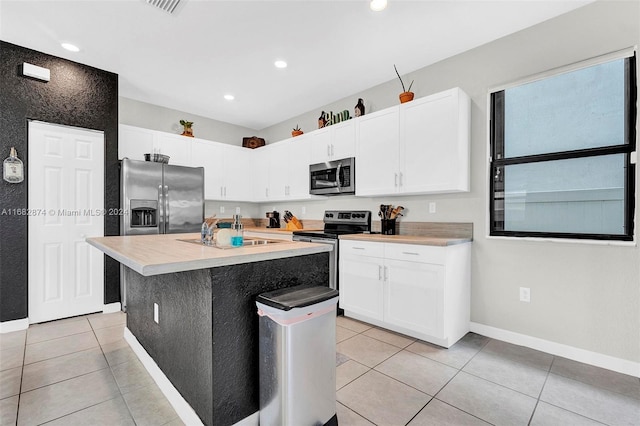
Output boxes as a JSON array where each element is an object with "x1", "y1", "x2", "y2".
[
  {"x1": 292, "y1": 125, "x2": 304, "y2": 137},
  {"x1": 394, "y1": 64, "x2": 414, "y2": 103},
  {"x1": 180, "y1": 119, "x2": 194, "y2": 137}
]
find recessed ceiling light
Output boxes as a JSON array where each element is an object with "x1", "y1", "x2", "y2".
[
  {"x1": 370, "y1": 0, "x2": 387, "y2": 12},
  {"x1": 224, "y1": 94, "x2": 235, "y2": 101},
  {"x1": 61, "y1": 43, "x2": 80, "y2": 52},
  {"x1": 274, "y1": 60, "x2": 287, "y2": 69}
]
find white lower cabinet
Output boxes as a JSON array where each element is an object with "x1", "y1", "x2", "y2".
[
  {"x1": 340, "y1": 251, "x2": 384, "y2": 321},
  {"x1": 339, "y1": 239, "x2": 470, "y2": 348}
]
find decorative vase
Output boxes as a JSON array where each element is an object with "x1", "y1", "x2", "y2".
[
  {"x1": 292, "y1": 130, "x2": 304, "y2": 137},
  {"x1": 181, "y1": 127, "x2": 194, "y2": 137},
  {"x1": 355, "y1": 98, "x2": 365, "y2": 117},
  {"x1": 399, "y1": 91, "x2": 414, "y2": 103}
]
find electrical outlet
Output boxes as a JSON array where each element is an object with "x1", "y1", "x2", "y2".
[
  {"x1": 235, "y1": 207, "x2": 241, "y2": 214},
  {"x1": 429, "y1": 202, "x2": 436, "y2": 214},
  {"x1": 219, "y1": 206, "x2": 225, "y2": 214},
  {"x1": 153, "y1": 303, "x2": 159, "y2": 323},
  {"x1": 519, "y1": 287, "x2": 531, "y2": 303}
]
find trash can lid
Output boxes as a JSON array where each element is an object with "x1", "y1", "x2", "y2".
[{"x1": 256, "y1": 285, "x2": 339, "y2": 311}]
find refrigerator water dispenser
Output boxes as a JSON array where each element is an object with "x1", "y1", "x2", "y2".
[{"x1": 130, "y1": 199, "x2": 158, "y2": 228}]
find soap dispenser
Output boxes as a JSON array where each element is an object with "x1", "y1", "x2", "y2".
[{"x1": 231, "y1": 214, "x2": 244, "y2": 247}]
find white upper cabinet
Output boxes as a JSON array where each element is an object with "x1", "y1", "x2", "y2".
[
  {"x1": 310, "y1": 120, "x2": 356, "y2": 163},
  {"x1": 155, "y1": 133, "x2": 192, "y2": 166},
  {"x1": 119, "y1": 124, "x2": 192, "y2": 166},
  {"x1": 400, "y1": 88, "x2": 470, "y2": 194},
  {"x1": 261, "y1": 136, "x2": 313, "y2": 202},
  {"x1": 191, "y1": 140, "x2": 253, "y2": 202},
  {"x1": 355, "y1": 108, "x2": 401, "y2": 196},
  {"x1": 222, "y1": 146, "x2": 253, "y2": 201},
  {"x1": 355, "y1": 87, "x2": 470, "y2": 197},
  {"x1": 251, "y1": 145, "x2": 272, "y2": 202},
  {"x1": 190, "y1": 139, "x2": 223, "y2": 200},
  {"x1": 119, "y1": 124, "x2": 154, "y2": 161}
]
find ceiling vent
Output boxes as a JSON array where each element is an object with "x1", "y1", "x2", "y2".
[{"x1": 146, "y1": 0, "x2": 181, "y2": 14}]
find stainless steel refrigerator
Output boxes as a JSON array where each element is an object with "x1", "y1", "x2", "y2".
[{"x1": 120, "y1": 158, "x2": 204, "y2": 310}]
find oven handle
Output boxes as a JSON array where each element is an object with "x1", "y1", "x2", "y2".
[
  {"x1": 293, "y1": 236, "x2": 337, "y2": 246},
  {"x1": 310, "y1": 238, "x2": 336, "y2": 245}
]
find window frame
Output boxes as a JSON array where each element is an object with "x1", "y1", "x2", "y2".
[{"x1": 489, "y1": 53, "x2": 637, "y2": 242}]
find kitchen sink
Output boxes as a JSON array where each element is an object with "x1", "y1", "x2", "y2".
[{"x1": 178, "y1": 237, "x2": 285, "y2": 248}]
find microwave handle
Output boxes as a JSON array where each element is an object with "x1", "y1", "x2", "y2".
[{"x1": 336, "y1": 162, "x2": 342, "y2": 187}]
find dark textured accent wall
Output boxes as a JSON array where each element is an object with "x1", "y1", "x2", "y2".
[
  {"x1": 125, "y1": 252, "x2": 329, "y2": 426},
  {"x1": 0, "y1": 41, "x2": 119, "y2": 322}
]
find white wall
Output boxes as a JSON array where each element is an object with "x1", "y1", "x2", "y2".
[
  {"x1": 119, "y1": 97, "x2": 258, "y2": 145},
  {"x1": 258, "y1": 1, "x2": 640, "y2": 364},
  {"x1": 118, "y1": 1, "x2": 640, "y2": 365}
]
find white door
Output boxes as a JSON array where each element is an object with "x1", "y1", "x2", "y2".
[{"x1": 28, "y1": 121, "x2": 105, "y2": 323}]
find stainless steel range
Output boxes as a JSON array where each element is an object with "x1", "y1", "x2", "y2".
[{"x1": 292, "y1": 210, "x2": 372, "y2": 294}]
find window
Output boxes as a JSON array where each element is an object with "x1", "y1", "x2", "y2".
[{"x1": 490, "y1": 54, "x2": 636, "y2": 241}]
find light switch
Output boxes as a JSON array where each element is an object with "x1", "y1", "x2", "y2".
[{"x1": 429, "y1": 202, "x2": 436, "y2": 214}]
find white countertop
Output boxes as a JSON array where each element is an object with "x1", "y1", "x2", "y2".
[
  {"x1": 87, "y1": 233, "x2": 332, "y2": 276},
  {"x1": 339, "y1": 234, "x2": 472, "y2": 246}
]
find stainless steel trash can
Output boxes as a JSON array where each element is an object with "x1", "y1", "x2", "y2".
[{"x1": 256, "y1": 285, "x2": 339, "y2": 426}]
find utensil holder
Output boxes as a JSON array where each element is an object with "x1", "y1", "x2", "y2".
[{"x1": 381, "y1": 219, "x2": 396, "y2": 235}]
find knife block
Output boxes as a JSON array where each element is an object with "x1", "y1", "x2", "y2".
[{"x1": 285, "y1": 216, "x2": 303, "y2": 230}]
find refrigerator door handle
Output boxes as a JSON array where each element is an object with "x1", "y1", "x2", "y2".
[
  {"x1": 164, "y1": 185, "x2": 169, "y2": 232},
  {"x1": 158, "y1": 184, "x2": 164, "y2": 234}
]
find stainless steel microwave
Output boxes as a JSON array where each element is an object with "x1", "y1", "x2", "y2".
[{"x1": 309, "y1": 157, "x2": 355, "y2": 195}]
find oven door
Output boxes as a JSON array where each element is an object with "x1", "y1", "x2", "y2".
[
  {"x1": 292, "y1": 235, "x2": 337, "y2": 290},
  {"x1": 309, "y1": 158, "x2": 355, "y2": 195}
]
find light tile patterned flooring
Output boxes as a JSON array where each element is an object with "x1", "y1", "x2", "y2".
[
  {"x1": 0, "y1": 312, "x2": 182, "y2": 426},
  {"x1": 335, "y1": 316, "x2": 640, "y2": 426},
  {"x1": 1, "y1": 312, "x2": 639, "y2": 425}
]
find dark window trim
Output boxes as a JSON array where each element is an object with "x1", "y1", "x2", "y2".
[{"x1": 489, "y1": 54, "x2": 637, "y2": 241}]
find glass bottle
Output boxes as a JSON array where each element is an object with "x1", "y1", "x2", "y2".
[
  {"x1": 3, "y1": 147, "x2": 24, "y2": 183},
  {"x1": 231, "y1": 214, "x2": 244, "y2": 247},
  {"x1": 355, "y1": 98, "x2": 365, "y2": 117}
]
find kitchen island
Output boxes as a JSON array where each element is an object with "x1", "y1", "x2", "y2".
[{"x1": 87, "y1": 233, "x2": 332, "y2": 426}]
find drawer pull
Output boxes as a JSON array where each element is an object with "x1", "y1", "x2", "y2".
[
  {"x1": 352, "y1": 247, "x2": 365, "y2": 250},
  {"x1": 402, "y1": 252, "x2": 420, "y2": 255}
]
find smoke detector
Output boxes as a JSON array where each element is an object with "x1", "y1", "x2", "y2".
[{"x1": 146, "y1": 0, "x2": 182, "y2": 14}]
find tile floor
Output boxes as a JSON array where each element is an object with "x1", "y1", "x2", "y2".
[
  {"x1": 1, "y1": 312, "x2": 639, "y2": 426},
  {"x1": 0, "y1": 312, "x2": 182, "y2": 426},
  {"x1": 335, "y1": 316, "x2": 640, "y2": 426}
]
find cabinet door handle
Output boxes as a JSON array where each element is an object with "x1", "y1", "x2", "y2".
[
  {"x1": 378, "y1": 265, "x2": 383, "y2": 280},
  {"x1": 327, "y1": 145, "x2": 331, "y2": 157},
  {"x1": 384, "y1": 266, "x2": 388, "y2": 281},
  {"x1": 220, "y1": 186, "x2": 224, "y2": 197},
  {"x1": 402, "y1": 251, "x2": 420, "y2": 256},
  {"x1": 394, "y1": 173, "x2": 398, "y2": 187},
  {"x1": 352, "y1": 247, "x2": 365, "y2": 250},
  {"x1": 399, "y1": 172, "x2": 403, "y2": 187},
  {"x1": 224, "y1": 186, "x2": 227, "y2": 197},
  {"x1": 330, "y1": 144, "x2": 334, "y2": 157},
  {"x1": 265, "y1": 188, "x2": 269, "y2": 198}
]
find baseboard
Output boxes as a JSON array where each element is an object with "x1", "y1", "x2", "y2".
[
  {"x1": 124, "y1": 328, "x2": 204, "y2": 426},
  {"x1": 232, "y1": 411, "x2": 259, "y2": 426},
  {"x1": 470, "y1": 322, "x2": 640, "y2": 378},
  {"x1": 0, "y1": 318, "x2": 29, "y2": 334},
  {"x1": 103, "y1": 302, "x2": 121, "y2": 314},
  {"x1": 124, "y1": 328, "x2": 259, "y2": 426}
]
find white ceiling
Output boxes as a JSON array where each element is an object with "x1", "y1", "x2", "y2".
[{"x1": 1, "y1": 0, "x2": 591, "y2": 130}]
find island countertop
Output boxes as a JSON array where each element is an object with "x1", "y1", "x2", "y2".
[{"x1": 87, "y1": 233, "x2": 332, "y2": 276}]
